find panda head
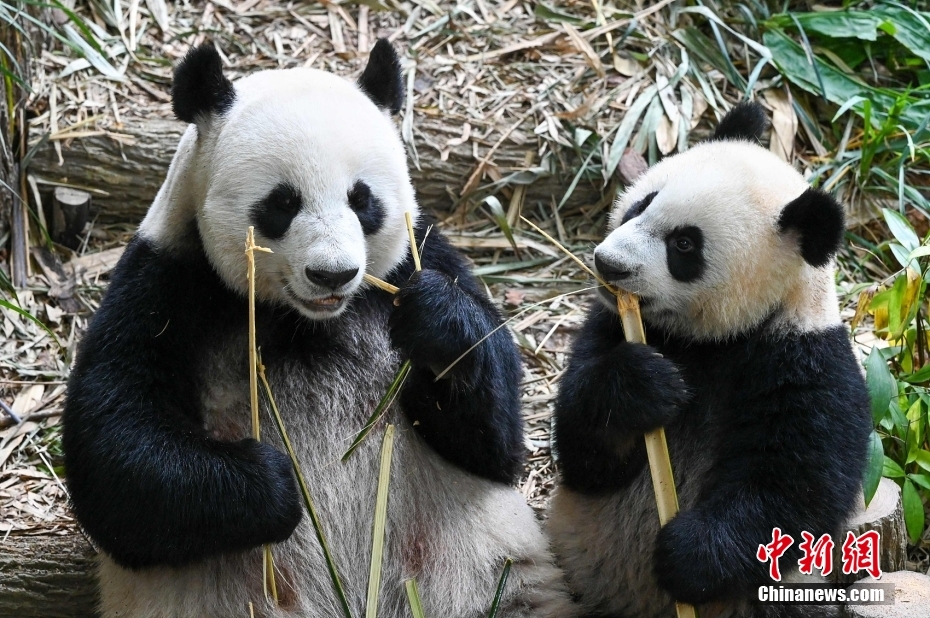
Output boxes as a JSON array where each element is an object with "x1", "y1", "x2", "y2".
[
  {"x1": 158, "y1": 40, "x2": 413, "y2": 320},
  {"x1": 594, "y1": 102, "x2": 845, "y2": 341}
]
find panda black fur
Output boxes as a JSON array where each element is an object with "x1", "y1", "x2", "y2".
[
  {"x1": 63, "y1": 41, "x2": 574, "y2": 618},
  {"x1": 548, "y1": 102, "x2": 872, "y2": 618}
]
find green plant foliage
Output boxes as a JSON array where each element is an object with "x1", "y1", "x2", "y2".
[{"x1": 862, "y1": 206, "x2": 929, "y2": 541}]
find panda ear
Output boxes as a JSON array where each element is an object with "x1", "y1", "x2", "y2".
[
  {"x1": 712, "y1": 101, "x2": 768, "y2": 143},
  {"x1": 172, "y1": 44, "x2": 236, "y2": 126},
  {"x1": 358, "y1": 39, "x2": 404, "y2": 115},
  {"x1": 778, "y1": 188, "x2": 845, "y2": 267}
]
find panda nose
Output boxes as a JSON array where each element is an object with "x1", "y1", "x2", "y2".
[
  {"x1": 305, "y1": 267, "x2": 359, "y2": 290},
  {"x1": 594, "y1": 253, "x2": 633, "y2": 281}
]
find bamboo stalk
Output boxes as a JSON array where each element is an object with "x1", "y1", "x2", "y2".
[
  {"x1": 258, "y1": 357, "x2": 353, "y2": 618},
  {"x1": 522, "y1": 217, "x2": 697, "y2": 618},
  {"x1": 365, "y1": 424, "x2": 396, "y2": 618},
  {"x1": 244, "y1": 227, "x2": 278, "y2": 606},
  {"x1": 364, "y1": 273, "x2": 399, "y2": 295},
  {"x1": 405, "y1": 211, "x2": 421, "y2": 272}
]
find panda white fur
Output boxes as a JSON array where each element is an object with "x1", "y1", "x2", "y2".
[
  {"x1": 547, "y1": 103, "x2": 872, "y2": 618},
  {"x1": 62, "y1": 41, "x2": 574, "y2": 618}
]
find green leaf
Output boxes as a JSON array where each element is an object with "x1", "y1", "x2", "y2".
[
  {"x1": 0, "y1": 300, "x2": 61, "y2": 348},
  {"x1": 902, "y1": 479, "x2": 925, "y2": 543},
  {"x1": 483, "y1": 196, "x2": 521, "y2": 256},
  {"x1": 883, "y1": 209, "x2": 920, "y2": 251},
  {"x1": 404, "y1": 579, "x2": 427, "y2": 618},
  {"x1": 767, "y1": 11, "x2": 883, "y2": 41},
  {"x1": 487, "y1": 558, "x2": 514, "y2": 618},
  {"x1": 905, "y1": 363, "x2": 930, "y2": 384},
  {"x1": 865, "y1": 346, "x2": 897, "y2": 423},
  {"x1": 259, "y1": 363, "x2": 352, "y2": 618},
  {"x1": 342, "y1": 361, "x2": 411, "y2": 461},
  {"x1": 763, "y1": 29, "x2": 930, "y2": 130},
  {"x1": 365, "y1": 424, "x2": 395, "y2": 618},
  {"x1": 905, "y1": 245, "x2": 930, "y2": 262},
  {"x1": 889, "y1": 243, "x2": 916, "y2": 270},
  {"x1": 863, "y1": 431, "x2": 884, "y2": 505},
  {"x1": 908, "y1": 473, "x2": 930, "y2": 492},
  {"x1": 606, "y1": 85, "x2": 657, "y2": 178},
  {"x1": 872, "y1": 6, "x2": 930, "y2": 63},
  {"x1": 533, "y1": 3, "x2": 585, "y2": 25},
  {"x1": 914, "y1": 449, "x2": 930, "y2": 473},
  {"x1": 883, "y1": 456, "x2": 906, "y2": 478}
]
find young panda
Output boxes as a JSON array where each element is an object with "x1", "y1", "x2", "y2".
[
  {"x1": 62, "y1": 41, "x2": 574, "y2": 618},
  {"x1": 547, "y1": 102, "x2": 872, "y2": 618}
]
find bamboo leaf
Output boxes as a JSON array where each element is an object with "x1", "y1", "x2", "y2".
[
  {"x1": 863, "y1": 431, "x2": 884, "y2": 505},
  {"x1": 259, "y1": 365, "x2": 353, "y2": 618},
  {"x1": 605, "y1": 85, "x2": 656, "y2": 178},
  {"x1": 486, "y1": 558, "x2": 514, "y2": 618},
  {"x1": 404, "y1": 579, "x2": 427, "y2": 618},
  {"x1": 484, "y1": 196, "x2": 520, "y2": 256},
  {"x1": 0, "y1": 300, "x2": 61, "y2": 348},
  {"x1": 864, "y1": 346, "x2": 896, "y2": 423},
  {"x1": 343, "y1": 361, "x2": 411, "y2": 461},
  {"x1": 365, "y1": 425, "x2": 395, "y2": 618},
  {"x1": 902, "y1": 479, "x2": 925, "y2": 543}
]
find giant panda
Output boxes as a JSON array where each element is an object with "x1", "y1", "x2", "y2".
[
  {"x1": 547, "y1": 102, "x2": 872, "y2": 618},
  {"x1": 62, "y1": 40, "x2": 575, "y2": 618}
]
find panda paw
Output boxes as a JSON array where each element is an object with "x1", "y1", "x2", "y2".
[
  {"x1": 653, "y1": 510, "x2": 734, "y2": 605},
  {"x1": 609, "y1": 342, "x2": 690, "y2": 431},
  {"x1": 243, "y1": 440, "x2": 304, "y2": 543},
  {"x1": 389, "y1": 269, "x2": 484, "y2": 372}
]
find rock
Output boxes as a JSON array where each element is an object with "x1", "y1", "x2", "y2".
[
  {"x1": 845, "y1": 570, "x2": 930, "y2": 618},
  {"x1": 833, "y1": 478, "x2": 908, "y2": 585}
]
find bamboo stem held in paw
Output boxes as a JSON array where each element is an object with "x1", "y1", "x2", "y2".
[
  {"x1": 615, "y1": 295, "x2": 696, "y2": 618},
  {"x1": 244, "y1": 227, "x2": 279, "y2": 606}
]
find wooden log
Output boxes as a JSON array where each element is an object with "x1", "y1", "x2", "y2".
[
  {"x1": 845, "y1": 571, "x2": 930, "y2": 618},
  {"x1": 52, "y1": 187, "x2": 91, "y2": 249},
  {"x1": 0, "y1": 533, "x2": 99, "y2": 617},
  {"x1": 29, "y1": 115, "x2": 603, "y2": 223},
  {"x1": 832, "y1": 478, "x2": 908, "y2": 585}
]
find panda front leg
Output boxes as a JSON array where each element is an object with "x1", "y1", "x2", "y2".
[
  {"x1": 653, "y1": 375, "x2": 867, "y2": 608},
  {"x1": 387, "y1": 229, "x2": 525, "y2": 485},
  {"x1": 552, "y1": 304, "x2": 690, "y2": 494}
]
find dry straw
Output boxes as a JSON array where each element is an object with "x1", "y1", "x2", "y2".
[
  {"x1": 520, "y1": 217, "x2": 696, "y2": 618},
  {"x1": 246, "y1": 227, "x2": 352, "y2": 618},
  {"x1": 244, "y1": 227, "x2": 278, "y2": 606}
]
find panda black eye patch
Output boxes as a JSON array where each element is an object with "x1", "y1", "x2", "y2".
[
  {"x1": 348, "y1": 180, "x2": 386, "y2": 236},
  {"x1": 665, "y1": 225, "x2": 705, "y2": 282},
  {"x1": 620, "y1": 191, "x2": 658, "y2": 225},
  {"x1": 251, "y1": 182, "x2": 302, "y2": 240}
]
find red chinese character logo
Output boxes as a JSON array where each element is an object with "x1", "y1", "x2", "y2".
[
  {"x1": 757, "y1": 527, "x2": 795, "y2": 581},
  {"x1": 798, "y1": 531, "x2": 835, "y2": 576},
  {"x1": 841, "y1": 530, "x2": 882, "y2": 579}
]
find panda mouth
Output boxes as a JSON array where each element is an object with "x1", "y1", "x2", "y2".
[{"x1": 285, "y1": 289, "x2": 347, "y2": 313}]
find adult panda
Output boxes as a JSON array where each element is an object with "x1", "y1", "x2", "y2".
[
  {"x1": 63, "y1": 41, "x2": 573, "y2": 618},
  {"x1": 548, "y1": 102, "x2": 872, "y2": 618}
]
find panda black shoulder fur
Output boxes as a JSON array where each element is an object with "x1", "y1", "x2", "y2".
[
  {"x1": 63, "y1": 41, "x2": 574, "y2": 618},
  {"x1": 548, "y1": 102, "x2": 872, "y2": 618}
]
